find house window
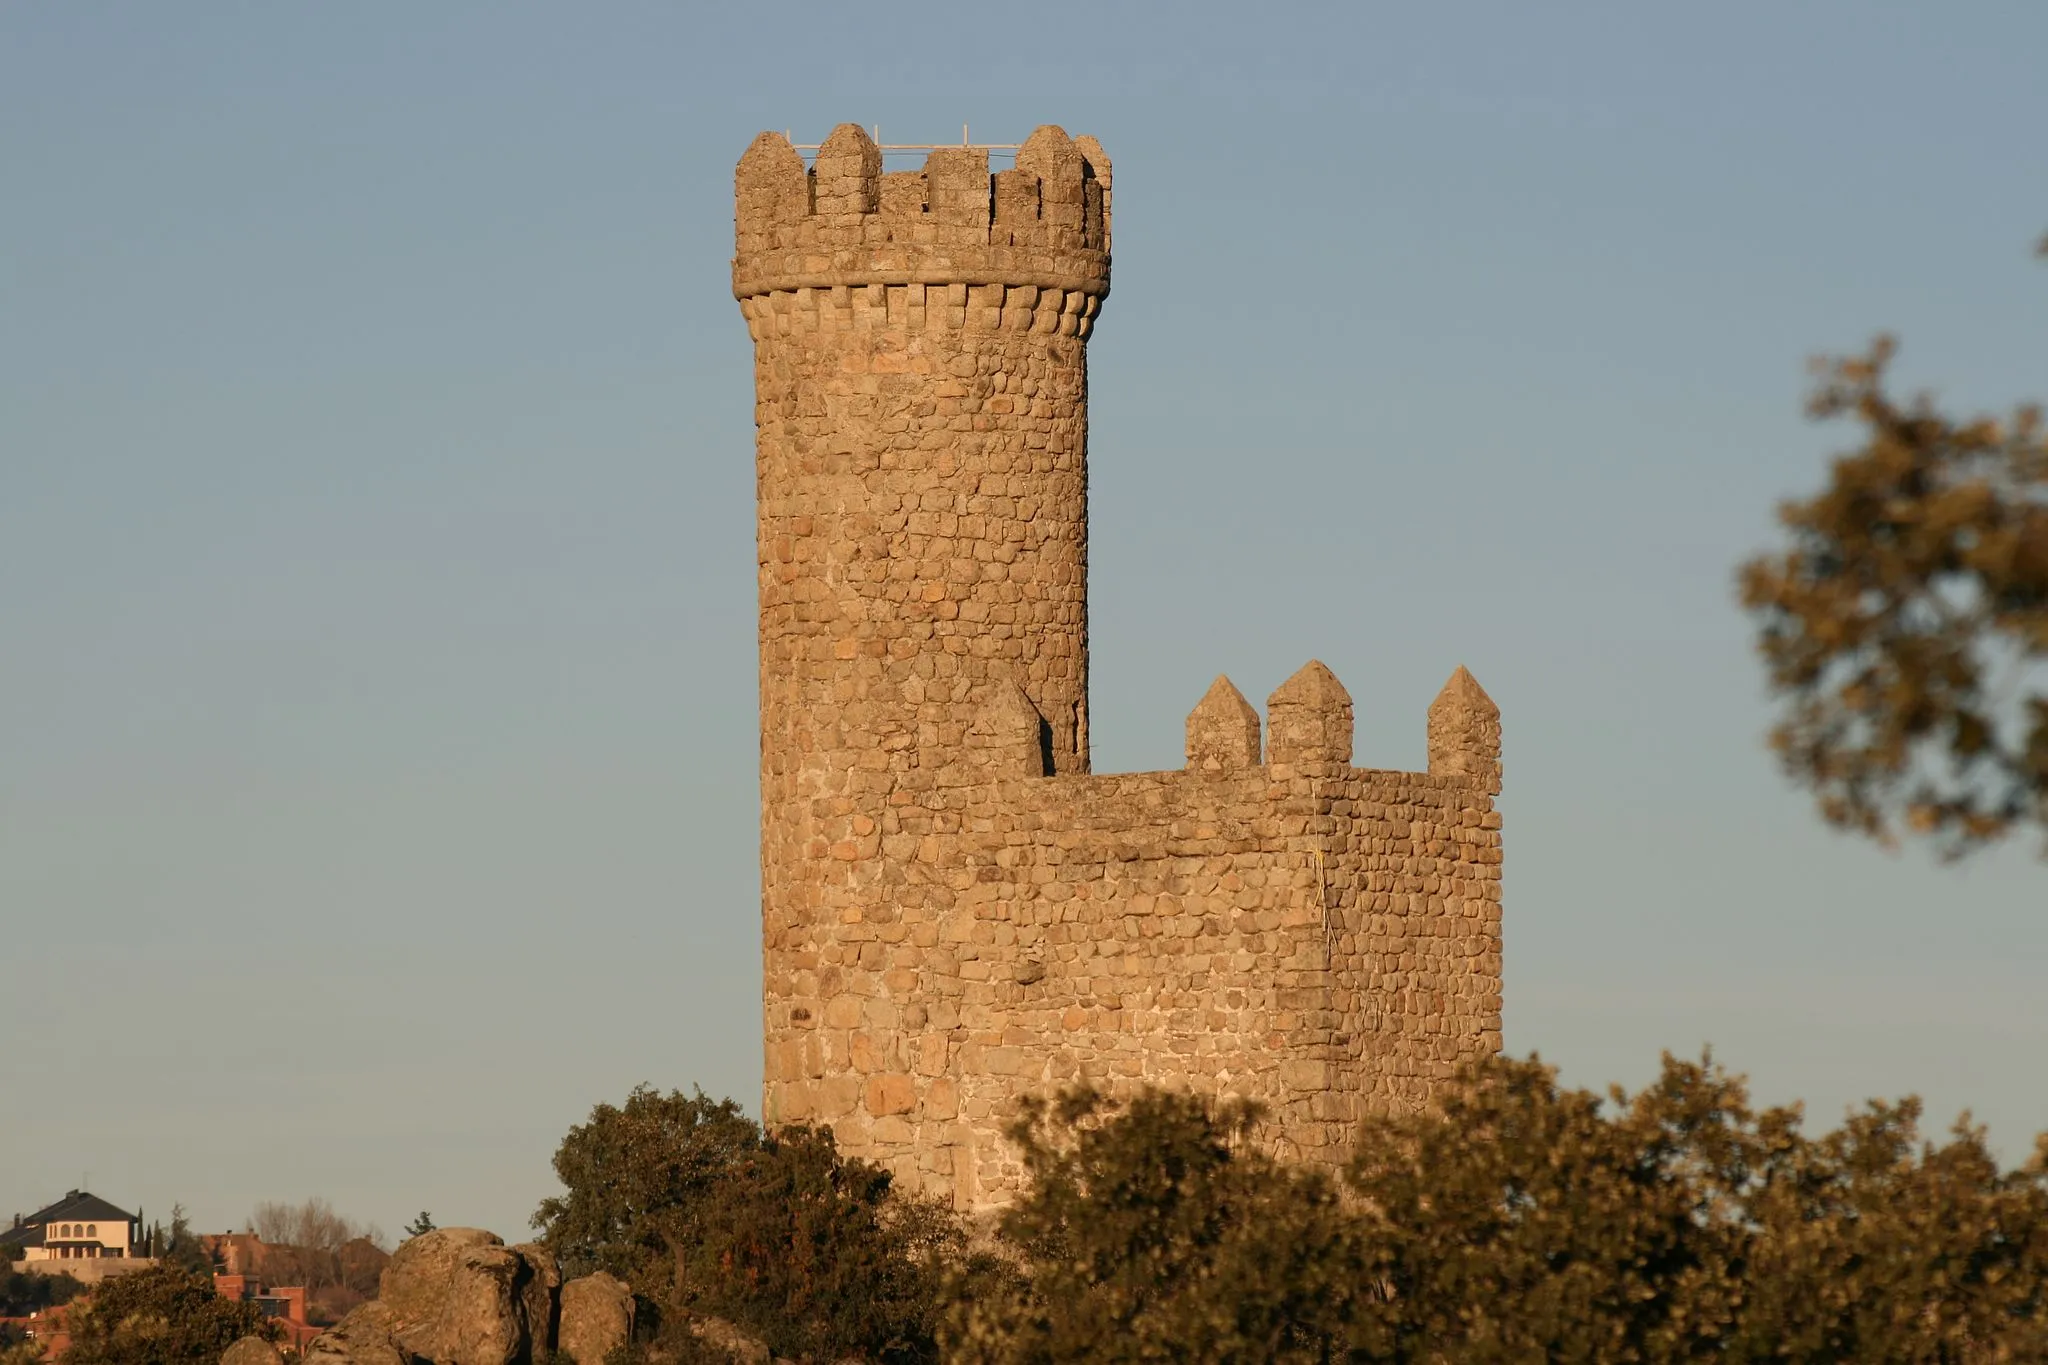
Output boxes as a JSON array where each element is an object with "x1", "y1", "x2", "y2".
[
  {"x1": 59, "y1": 1225, "x2": 72, "y2": 1238},
  {"x1": 87, "y1": 1225, "x2": 96, "y2": 1238}
]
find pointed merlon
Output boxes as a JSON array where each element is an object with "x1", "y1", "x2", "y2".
[
  {"x1": 813, "y1": 123, "x2": 881, "y2": 225},
  {"x1": 970, "y1": 676, "x2": 1048, "y2": 778},
  {"x1": 1427, "y1": 665, "x2": 1502, "y2": 794},
  {"x1": 1186, "y1": 675, "x2": 1261, "y2": 774},
  {"x1": 735, "y1": 131, "x2": 807, "y2": 252},
  {"x1": 1265, "y1": 660, "x2": 1353, "y2": 769},
  {"x1": 1017, "y1": 126, "x2": 1085, "y2": 236},
  {"x1": 1073, "y1": 134, "x2": 1111, "y2": 247},
  {"x1": 1073, "y1": 134, "x2": 1111, "y2": 189}
]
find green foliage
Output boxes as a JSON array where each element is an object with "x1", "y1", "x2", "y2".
[
  {"x1": 1741, "y1": 327, "x2": 2047, "y2": 858},
  {"x1": 0, "y1": 1339, "x2": 45, "y2": 1365},
  {"x1": 63, "y1": 1263, "x2": 277, "y2": 1365},
  {"x1": 532, "y1": 1087, "x2": 759, "y2": 1288},
  {"x1": 1729, "y1": 1095, "x2": 2048, "y2": 1359},
  {"x1": 1357, "y1": 1054, "x2": 2048, "y2": 1360},
  {"x1": 539, "y1": 1063, "x2": 2048, "y2": 1363},
  {"x1": 0, "y1": 1270, "x2": 86, "y2": 1317},
  {"x1": 952, "y1": 1058, "x2": 2048, "y2": 1363},
  {"x1": 1348, "y1": 1053, "x2": 1757, "y2": 1358},
  {"x1": 402, "y1": 1212, "x2": 435, "y2": 1238},
  {"x1": 943, "y1": 1088, "x2": 1373, "y2": 1364},
  {"x1": 532, "y1": 1085, "x2": 959, "y2": 1365}
]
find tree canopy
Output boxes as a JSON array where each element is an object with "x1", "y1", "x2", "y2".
[
  {"x1": 534, "y1": 1062, "x2": 2048, "y2": 1363},
  {"x1": 0, "y1": 1270, "x2": 85, "y2": 1318},
  {"x1": 532, "y1": 1085, "x2": 959, "y2": 1365},
  {"x1": 140, "y1": 1206, "x2": 213, "y2": 1280},
  {"x1": 942, "y1": 1088, "x2": 1371, "y2": 1364},
  {"x1": 244, "y1": 1197, "x2": 385, "y2": 1321},
  {"x1": 946, "y1": 1058, "x2": 2048, "y2": 1363},
  {"x1": 1741, "y1": 247, "x2": 2046, "y2": 858},
  {"x1": 62, "y1": 1264, "x2": 276, "y2": 1365}
]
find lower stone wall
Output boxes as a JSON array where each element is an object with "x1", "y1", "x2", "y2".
[
  {"x1": 762, "y1": 759, "x2": 1502, "y2": 1209},
  {"x1": 6, "y1": 1257, "x2": 156, "y2": 1283}
]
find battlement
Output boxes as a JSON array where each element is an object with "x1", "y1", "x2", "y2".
[
  {"x1": 1179, "y1": 661, "x2": 1502, "y2": 788},
  {"x1": 733, "y1": 124, "x2": 1111, "y2": 303}
]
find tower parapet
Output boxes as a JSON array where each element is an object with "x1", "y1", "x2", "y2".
[{"x1": 733, "y1": 125, "x2": 1110, "y2": 310}]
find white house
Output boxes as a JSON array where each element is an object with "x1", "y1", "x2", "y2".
[{"x1": 2, "y1": 1191, "x2": 139, "y2": 1264}]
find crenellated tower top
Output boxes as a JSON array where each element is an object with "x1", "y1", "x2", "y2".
[{"x1": 733, "y1": 124, "x2": 1111, "y2": 302}]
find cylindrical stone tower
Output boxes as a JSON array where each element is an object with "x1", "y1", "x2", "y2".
[{"x1": 733, "y1": 125, "x2": 1111, "y2": 1144}]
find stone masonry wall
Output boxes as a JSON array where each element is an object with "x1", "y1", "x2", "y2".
[{"x1": 735, "y1": 124, "x2": 1503, "y2": 1210}]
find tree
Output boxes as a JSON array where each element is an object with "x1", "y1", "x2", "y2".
[
  {"x1": 532, "y1": 1087, "x2": 759, "y2": 1289},
  {"x1": 533, "y1": 1085, "x2": 960, "y2": 1365},
  {"x1": 948, "y1": 1062, "x2": 2048, "y2": 1362},
  {"x1": 1730, "y1": 1097, "x2": 2048, "y2": 1359},
  {"x1": 63, "y1": 1263, "x2": 276, "y2": 1365},
  {"x1": 1364, "y1": 1055, "x2": 2048, "y2": 1361},
  {"x1": 402, "y1": 1212, "x2": 435, "y2": 1239},
  {"x1": 150, "y1": 1206, "x2": 213, "y2": 1278},
  {"x1": 1345, "y1": 1054, "x2": 1752, "y2": 1359},
  {"x1": 246, "y1": 1198, "x2": 386, "y2": 1298},
  {"x1": 0, "y1": 1270, "x2": 85, "y2": 1317},
  {"x1": 1741, "y1": 250, "x2": 2047, "y2": 858},
  {"x1": 942, "y1": 1088, "x2": 1374, "y2": 1364}
]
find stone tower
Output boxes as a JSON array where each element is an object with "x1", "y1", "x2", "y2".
[{"x1": 734, "y1": 125, "x2": 1503, "y2": 1211}]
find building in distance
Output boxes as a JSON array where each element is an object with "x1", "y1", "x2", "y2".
[{"x1": 3, "y1": 1191, "x2": 145, "y2": 1279}]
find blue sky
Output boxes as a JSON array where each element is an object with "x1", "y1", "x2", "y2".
[{"x1": 4, "y1": 2, "x2": 2044, "y2": 1241}]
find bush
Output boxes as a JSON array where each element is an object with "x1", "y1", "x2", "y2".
[
  {"x1": 1351, "y1": 1054, "x2": 2048, "y2": 1360},
  {"x1": 942, "y1": 1087, "x2": 1374, "y2": 1364},
  {"x1": 947, "y1": 1056, "x2": 2048, "y2": 1363},
  {"x1": 541, "y1": 1059, "x2": 2048, "y2": 1363},
  {"x1": 0, "y1": 1271, "x2": 85, "y2": 1318},
  {"x1": 533, "y1": 1086, "x2": 960, "y2": 1365},
  {"x1": 63, "y1": 1264, "x2": 277, "y2": 1365}
]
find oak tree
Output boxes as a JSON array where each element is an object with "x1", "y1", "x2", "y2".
[{"x1": 1741, "y1": 245, "x2": 2047, "y2": 857}]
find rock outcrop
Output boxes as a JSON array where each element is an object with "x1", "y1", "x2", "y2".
[
  {"x1": 303, "y1": 1302, "x2": 412, "y2": 1365},
  {"x1": 684, "y1": 1317, "x2": 771, "y2": 1365},
  {"x1": 509, "y1": 1244, "x2": 560, "y2": 1364},
  {"x1": 309, "y1": 1230, "x2": 558, "y2": 1365},
  {"x1": 556, "y1": 1273, "x2": 633, "y2": 1365},
  {"x1": 221, "y1": 1337, "x2": 284, "y2": 1365},
  {"x1": 292, "y1": 1234, "x2": 805, "y2": 1365}
]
